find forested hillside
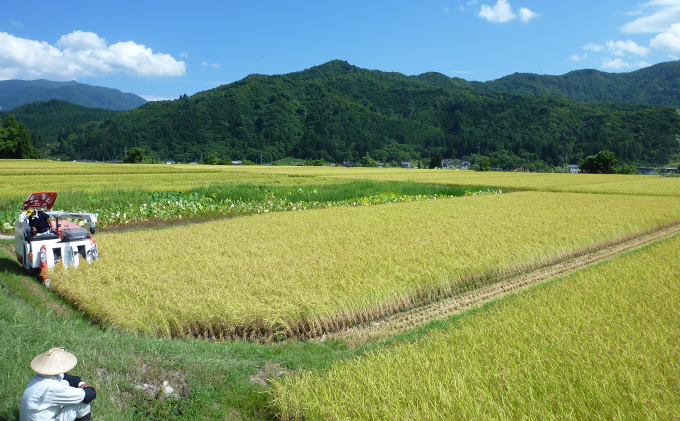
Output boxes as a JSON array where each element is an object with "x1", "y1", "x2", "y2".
[
  {"x1": 7, "y1": 61, "x2": 680, "y2": 167},
  {"x1": 0, "y1": 100, "x2": 120, "y2": 158},
  {"x1": 478, "y1": 61, "x2": 680, "y2": 106}
]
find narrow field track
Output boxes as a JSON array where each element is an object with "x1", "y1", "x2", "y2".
[{"x1": 320, "y1": 222, "x2": 680, "y2": 347}]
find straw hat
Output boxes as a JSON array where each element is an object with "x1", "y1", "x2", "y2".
[{"x1": 30, "y1": 348, "x2": 77, "y2": 375}]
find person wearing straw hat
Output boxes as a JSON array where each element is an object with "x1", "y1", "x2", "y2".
[{"x1": 20, "y1": 348, "x2": 96, "y2": 421}]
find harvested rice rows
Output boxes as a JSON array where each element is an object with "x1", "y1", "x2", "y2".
[
  {"x1": 323, "y1": 221, "x2": 680, "y2": 346},
  {"x1": 48, "y1": 191, "x2": 680, "y2": 341},
  {"x1": 272, "y1": 232, "x2": 680, "y2": 421}
]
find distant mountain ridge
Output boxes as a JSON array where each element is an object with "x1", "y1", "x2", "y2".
[
  {"x1": 0, "y1": 80, "x2": 147, "y2": 111},
  {"x1": 5, "y1": 60, "x2": 680, "y2": 167},
  {"x1": 30, "y1": 59, "x2": 677, "y2": 166},
  {"x1": 474, "y1": 61, "x2": 680, "y2": 106},
  {"x1": 287, "y1": 59, "x2": 680, "y2": 106}
]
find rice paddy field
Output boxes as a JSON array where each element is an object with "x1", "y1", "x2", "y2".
[
  {"x1": 3, "y1": 159, "x2": 680, "y2": 197},
  {"x1": 48, "y1": 191, "x2": 680, "y2": 341},
  {"x1": 3, "y1": 159, "x2": 680, "y2": 419},
  {"x1": 272, "y1": 232, "x2": 680, "y2": 421}
]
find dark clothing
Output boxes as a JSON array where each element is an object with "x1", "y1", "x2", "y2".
[
  {"x1": 63, "y1": 374, "x2": 82, "y2": 388},
  {"x1": 29, "y1": 211, "x2": 51, "y2": 234},
  {"x1": 63, "y1": 374, "x2": 96, "y2": 403}
]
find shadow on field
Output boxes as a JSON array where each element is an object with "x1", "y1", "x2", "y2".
[
  {"x1": 0, "y1": 256, "x2": 25, "y2": 276},
  {"x1": 0, "y1": 407, "x2": 20, "y2": 421}
]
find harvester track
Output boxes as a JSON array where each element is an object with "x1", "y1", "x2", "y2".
[{"x1": 320, "y1": 222, "x2": 680, "y2": 347}]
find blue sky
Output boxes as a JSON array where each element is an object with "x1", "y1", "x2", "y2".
[{"x1": 2, "y1": 1, "x2": 680, "y2": 101}]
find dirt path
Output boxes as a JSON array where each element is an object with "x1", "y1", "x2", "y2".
[{"x1": 320, "y1": 223, "x2": 680, "y2": 347}]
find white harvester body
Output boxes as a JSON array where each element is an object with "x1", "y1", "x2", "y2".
[{"x1": 14, "y1": 192, "x2": 99, "y2": 285}]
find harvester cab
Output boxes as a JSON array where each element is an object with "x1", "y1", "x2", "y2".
[{"x1": 14, "y1": 192, "x2": 99, "y2": 286}]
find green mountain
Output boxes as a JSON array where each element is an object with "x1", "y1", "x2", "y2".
[
  {"x1": 0, "y1": 80, "x2": 147, "y2": 111},
  {"x1": 8, "y1": 61, "x2": 680, "y2": 167},
  {"x1": 476, "y1": 61, "x2": 680, "y2": 106},
  {"x1": 0, "y1": 100, "x2": 121, "y2": 158}
]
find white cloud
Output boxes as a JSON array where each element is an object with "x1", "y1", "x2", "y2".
[
  {"x1": 622, "y1": 0, "x2": 680, "y2": 33},
  {"x1": 518, "y1": 7, "x2": 538, "y2": 22},
  {"x1": 602, "y1": 58, "x2": 631, "y2": 69},
  {"x1": 0, "y1": 31, "x2": 185, "y2": 80},
  {"x1": 56, "y1": 30, "x2": 108, "y2": 51},
  {"x1": 179, "y1": 51, "x2": 189, "y2": 58},
  {"x1": 569, "y1": 53, "x2": 587, "y2": 61},
  {"x1": 606, "y1": 39, "x2": 650, "y2": 56},
  {"x1": 479, "y1": 0, "x2": 516, "y2": 23},
  {"x1": 583, "y1": 42, "x2": 604, "y2": 52},
  {"x1": 478, "y1": 0, "x2": 537, "y2": 23},
  {"x1": 201, "y1": 61, "x2": 221, "y2": 69},
  {"x1": 650, "y1": 22, "x2": 680, "y2": 57},
  {"x1": 636, "y1": 61, "x2": 653, "y2": 67}
]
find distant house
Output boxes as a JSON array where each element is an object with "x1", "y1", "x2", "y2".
[
  {"x1": 442, "y1": 159, "x2": 454, "y2": 168},
  {"x1": 460, "y1": 161, "x2": 470, "y2": 170},
  {"x1": 343, "y1": 161, "x2": 353, "y2": 167},
  {"x1": 665, "y1": 167, "x2": 678, "y2": 174},
  {"x1": 231, "y1": 160, "x2": 242, "y2": 165},
  {"x1": 401, "y1": 162, "x2": 411, "y2": 168},
  {"x1": 189, "y1": 162, "x2": 198, "y2": 165},
  {"x1": 567, "y1": 164, "x2": 580, "y2": 173},
  {"x1": 638, "y1": 168, "x2": 657, "y2": 175}
]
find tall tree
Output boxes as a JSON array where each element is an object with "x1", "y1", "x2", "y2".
[
  {"x1": 578, "y1": 150, "x2": 619, "y2": 174},
  {"x1": 0, "y1": 115, "x2": 38, "y2": 159}
]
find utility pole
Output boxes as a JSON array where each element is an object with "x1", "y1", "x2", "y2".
[{"x1": 477, "y1": 143, "x2": 480, "y2": 155}]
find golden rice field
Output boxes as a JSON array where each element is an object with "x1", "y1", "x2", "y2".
[
  {"x1": 0, "y1": 160, "x2": 340, "y2": 197},
  {"x1": 49, "y1": 191, "x2": 680, "y2": 341},
  {"x1": 272, "y1": 233, "x2": 680, "y2": 421},
  {"x1": 2, "y1": 159, "x2": 680, "y2": 197},
  {"x1": 286, "y1": 166, "x2": 680, "y2": 197}
]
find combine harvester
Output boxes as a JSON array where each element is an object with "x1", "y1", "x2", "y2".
[{"x1": 14, "y1": 192, "x2": 99, "y2": 286}]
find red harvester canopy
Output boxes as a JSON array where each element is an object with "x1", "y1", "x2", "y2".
[{"x1": 22, "y1": 191, "x2": 58, "y2": 211}]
